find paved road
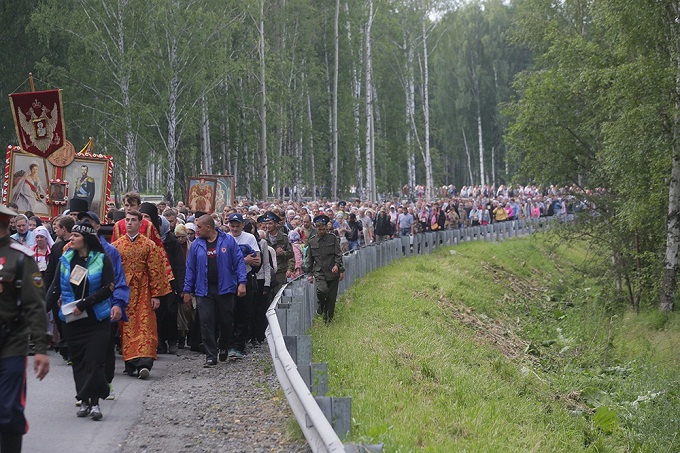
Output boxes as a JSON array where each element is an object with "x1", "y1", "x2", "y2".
[{"x1": 22, "y1": 351, "x2": 179, "y2": 453}]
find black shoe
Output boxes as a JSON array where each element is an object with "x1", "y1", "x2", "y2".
[
  {"x1": 218, "y1": 349, "x2": 228, "y2": 362},
  {"x1": 138, "y1": 368, "x2": 150, "y2": 380},
  {"x1": 204, "y1": 358, "x2": 217, "y2": 368},
  {"x1": 168, "y1": 343, "x2": 179, "y2": 354},
  {"x1": 157, "y1": 343, "x2": 168, "y2": 354},
  {"x1": 177, "y1": 336, "x2": 186, "y2": 349}
]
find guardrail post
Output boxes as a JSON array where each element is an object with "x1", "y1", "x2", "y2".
[
  {"x1": 284, "y1": 335, "x2": 312, "y2": 366},
  {"x1": 314, "y1": 396, "x2": 352, "y2": 440}
]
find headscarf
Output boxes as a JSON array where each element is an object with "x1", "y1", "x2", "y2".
[
  {"x1": 159, "y1": 215, "x2": 171, "y2": 241},
  {"x1": 33, "y1": 225, "x2": 54, "y2": 248},
  {"x1": 174, "y1": 224, "x2": 188, "y2": 237},
  {"x1": 288, "y1": 230, "x2": 301, "y2": 243}
]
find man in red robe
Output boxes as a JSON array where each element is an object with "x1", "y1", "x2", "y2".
[{"x1": 113, "y1": 210, "x2": 171, "y2": 379}]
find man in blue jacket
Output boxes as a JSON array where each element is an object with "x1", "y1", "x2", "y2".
[{"x1": 183, "y1": 215, "x2": 247, "y2": 367}]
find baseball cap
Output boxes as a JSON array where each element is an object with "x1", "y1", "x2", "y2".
[
  {"x1": 77, "y1": 210, "x2": 101, "y2": 225},
  {"x1": 228, "y1": 213, "x2": 244, "y2": 223}
]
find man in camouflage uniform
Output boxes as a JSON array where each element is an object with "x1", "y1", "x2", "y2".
[
  {"x1": 0, "y1": 205, "x2": 49, "y2": 452},
  {"x1": 305, "y1": 214, "x2": 345, "y2": 324}
]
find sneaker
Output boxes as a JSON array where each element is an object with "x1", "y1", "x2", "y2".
[
  {"x1": 218, "y1": 349, "x2": 228, "y2": 362},
  {"x1": 203, "y1": 358, "x2": 217, "y2": 368},
  {"x1": 75, "y1": 400, "x2": 82, "y2": 407},
  {"x1": 231, "y1": 350, "x2": 244, "y2": 360},
  {"x1": 76, "y1": 405, "x2": 91, "y2": 417},
  {"x1": 106, "y1": 384, "x2": 115, "y2": 400},
  {"x1": 227, "y1": 349, "x2": 237, "y2": 359},
  {"x1": 138, "y1": 368, "x2": 150, "y2": 380},
  {"x1": 90, "y1": 405, "x2": 103, "y2": 421}
]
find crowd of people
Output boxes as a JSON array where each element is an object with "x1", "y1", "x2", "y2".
[{"x1": 0, "y1": 182, "x2": 574, "y2": 450}]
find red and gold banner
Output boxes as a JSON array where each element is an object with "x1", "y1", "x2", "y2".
[{"x1": 9, "y1": 89, "x2": 66, "y2": 158}]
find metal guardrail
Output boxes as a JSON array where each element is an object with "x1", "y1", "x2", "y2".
[{"x1": 264, "y1": 217, "x2": 565, "y2": 452}]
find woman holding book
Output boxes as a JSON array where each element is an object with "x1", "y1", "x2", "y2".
[{"x1": 46, "y1": 221, "x2": 119, "y2": 421}]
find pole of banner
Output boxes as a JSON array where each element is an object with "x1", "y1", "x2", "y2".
[{"x1": 28, "y1": 73, "x2": 35, "y2": 92}]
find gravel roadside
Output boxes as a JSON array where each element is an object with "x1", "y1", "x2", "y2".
[{"x1": 120, "y1": 345, "x2": 311, "y2": 453}]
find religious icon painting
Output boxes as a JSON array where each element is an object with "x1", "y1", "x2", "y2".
[
  {"x1": 49, "y1": 179, "x2": 68, "y2": 205},
  {"x1": 199, "y1": 174, "x2": 234, "y2": 213},
  {"x1": 3, "y1": 146, "x2": 54, "y2": 218},
  {"x1": 187, "y1": 177, "x2": 217, "y2": 214}
]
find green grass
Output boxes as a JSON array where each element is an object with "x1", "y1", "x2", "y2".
[{"x1": 311, "y1": 236, "x2": 680, "y2": 452}]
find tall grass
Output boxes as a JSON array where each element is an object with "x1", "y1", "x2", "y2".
[{"x1": 311, "y1": 236, "x2": 680, "y2": 452}]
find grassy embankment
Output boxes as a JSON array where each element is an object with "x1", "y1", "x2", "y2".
[{"x1": 310, "y1": 236, "x2": 680, "y2": 452}]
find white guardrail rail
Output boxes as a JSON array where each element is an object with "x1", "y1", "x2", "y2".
[{"x1": 264, "y1": 216, "x2": 567, "y2": 452}]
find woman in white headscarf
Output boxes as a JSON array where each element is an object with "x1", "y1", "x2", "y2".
[{"x1": 32, "y1": 225, "x2": 54, "y2": 274}]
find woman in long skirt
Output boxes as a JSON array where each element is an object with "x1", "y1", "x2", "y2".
[{"x1": 47, "y1": 221, "x2": 118, "y2": 421}]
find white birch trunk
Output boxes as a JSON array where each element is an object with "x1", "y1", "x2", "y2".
[
  {"x1": 331, "y1": 0, "x2": 340, "y2": 199},
  {"x1": 259, "y1": 0, "x2": 268, "y2": 200},
  {"x1": 345, "y1": 0, "x2": 363, "y2": 192},
  {"x1": 364, "y1": 0, "x2": 376, "y2": 201},
  {"x1": 306, "y1": 90, "x2": 317, "y2": 199},
  {"x1": 421, "y1": 18, "x2": 433, "y2": 201},
  {"x1": 661, "y1": 5, "x2": 680, "y2": 311},
  {"x1": 462, "y1": 127, "x2": 474, "y2": 185}
]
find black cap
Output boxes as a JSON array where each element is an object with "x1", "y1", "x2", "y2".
[
  {"x1": 112, "y1": 210, "x2": 126, "y2": 222},
  {"x1": 69, "y1": 198, "x2": 89, "y2": 213},
  {"x1": 262, "y1": 211, "x2": 281, "y2": 223},
  {"x1": 313, "y1": 214, "x2": 330, "y2": 225},
  {"x1": 140, "y1": 202, "x2": 160, "y2": 229},
  {"x1": 77, "y1": 210, "x2": 101, "y2": 225}
]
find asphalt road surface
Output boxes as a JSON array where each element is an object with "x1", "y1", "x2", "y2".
[{"x1": 22, "y1": 351, "x2": 176, "y2": 453}]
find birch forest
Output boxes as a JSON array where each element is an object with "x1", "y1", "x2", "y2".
[{"x1": 0, "y1": 0, "x2": 526, "y2": 201}]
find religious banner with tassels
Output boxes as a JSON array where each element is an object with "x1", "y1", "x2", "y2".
[{"x1": 8, "y1": 89, "x2": 66, "y2": 158}]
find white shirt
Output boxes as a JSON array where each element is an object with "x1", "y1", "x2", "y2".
[{"x1": 229, "y1": 231, "x2": 260, "y2": 272}]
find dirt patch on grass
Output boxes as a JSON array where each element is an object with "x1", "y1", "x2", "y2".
[{"x1": 438, "y1": 296, "x2": 532, "y2": 362}]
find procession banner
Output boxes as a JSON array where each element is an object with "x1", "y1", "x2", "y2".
[{"x1": 9, "y1": 89, "x2": 66, "y2": 158}]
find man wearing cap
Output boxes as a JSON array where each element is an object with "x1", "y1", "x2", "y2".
[
  {"x1": 226, "y1": 213, "x2": 261, "y2": 359},
  {"x1": 78, "y1": 210, "x2": 129, "y2": 398},
  {"x1": 183, "y1": 215, "x2": 247, "y2": 367},
  {"x1": 305, "y1": 214, "x2": 345, "y2": 323},
  {"x1": 0, "y1": 204, "x2": 50, "y2": 451},
  {"x1": 263, "y1": 212, "x2": 292, "y2": 294},
  {"x1": 68, "y1": 197, "x2": 90, "y2": 221}
]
